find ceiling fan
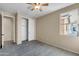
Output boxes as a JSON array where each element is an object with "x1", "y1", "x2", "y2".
[{"x1": 27, "y1": 3, "x2": 48, "y2": 11}]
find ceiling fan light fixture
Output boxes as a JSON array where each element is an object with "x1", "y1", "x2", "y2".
[
  {"x1": 27, "y1": 3, "x2": 48, "y2": 11},
  {"x1": 35, "y1": 5, "x2": 40, "y2": 10}
]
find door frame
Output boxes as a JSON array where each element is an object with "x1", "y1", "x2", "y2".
[
  {"x1": 2, "y1": 14, "x2": 15, "y2": 48},
  {"x1": 0, "y1": 14, "x2": 2, "y2": 48}
]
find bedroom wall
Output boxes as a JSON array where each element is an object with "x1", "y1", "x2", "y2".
[{"x1": 36, "y1": 4, "x2": 79, "y2": 54}]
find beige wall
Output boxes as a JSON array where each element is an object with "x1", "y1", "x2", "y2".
[
  {"x1": 36, "y1": 4, "x2": 79, "y2": 54},
  {"x1": 15, "y1": 13, "x2": 22, "y2": 44}
]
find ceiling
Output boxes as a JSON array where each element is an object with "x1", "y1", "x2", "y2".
[{"x1": 0, "y1": 3, "x2": 74, "y2": 18}]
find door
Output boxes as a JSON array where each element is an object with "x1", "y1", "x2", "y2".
[
  {"x1": 2, "y1": 17, "x2": 13, "y2": 46},
  {"x1": 21, "y1": 18, "x2": 28, "y2": 41}
]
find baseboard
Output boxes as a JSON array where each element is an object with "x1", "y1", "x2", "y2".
[{"x1": 37, "y1": 40, "x2": 79, "y2": 55}]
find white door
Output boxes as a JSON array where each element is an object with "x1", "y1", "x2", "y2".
[
  {"x1": 2, "y1": 17, "x2": 13, "y2": 46},
  {"x1": 21, "y1": 18, "x2": 27, "y2": 41}
]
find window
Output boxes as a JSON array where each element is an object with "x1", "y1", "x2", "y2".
[{"x1": 60, "y1": 15, "x2": 70, "y2": 35}]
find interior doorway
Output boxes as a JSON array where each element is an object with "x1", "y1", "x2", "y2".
[
  {"x1": 2, "y1": 16, "x2": 15, "y2": 47},
  {"x1": 21, "y1": 18, "x2": 28, "y2": 42}
]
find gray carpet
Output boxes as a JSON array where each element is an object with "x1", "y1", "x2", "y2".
[{"x1": 0, "y1": 40, "x2": 78, "y2": 56}]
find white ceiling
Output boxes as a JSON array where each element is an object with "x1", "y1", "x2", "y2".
[{"x1": 0, "y1": 3, "x2": 74, "y2": 18}]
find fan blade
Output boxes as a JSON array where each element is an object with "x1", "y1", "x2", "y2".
[
  {"x1": 41, "y1": 3, "x2": 48, "y2": 6},
  {"x1": 32, "y1": 3, "x2": 36, "y2": 6},
  {"x1": 26, "y1": 3, "x2": 32, "y2": 5},
  {"x1": 31, "y1": 8, "x2": 35, "y2": 11},
  {"x1": 34, "y1": 3, "x2": 37, "y2": 5}
]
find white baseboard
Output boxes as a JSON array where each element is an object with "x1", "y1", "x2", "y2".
[{"x1": 37, "y1": 39, "x2": 79, "y2": 55}]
